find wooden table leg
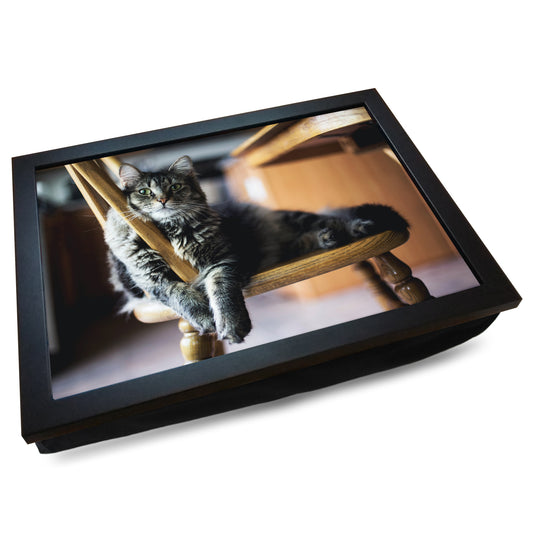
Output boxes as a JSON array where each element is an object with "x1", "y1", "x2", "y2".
[{"x1": 371, "y1": 252, "x2": 432, "y2": 305}]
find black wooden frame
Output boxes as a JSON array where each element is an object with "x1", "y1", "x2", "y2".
[{"x1": 12, "y1": 89, "x2": 521, "y2": 452}]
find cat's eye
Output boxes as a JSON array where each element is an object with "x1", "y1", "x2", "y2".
[
  {"x1": 138, "y1": 188, "x2": 151, "y2": 196},
  {"x1": 170, "y1": 184, "x2": 182, "y2": 191}
]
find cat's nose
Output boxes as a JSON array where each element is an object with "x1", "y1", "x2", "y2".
[{"x1": 157, "y1": 197, "x2": 168, "y2": 205}]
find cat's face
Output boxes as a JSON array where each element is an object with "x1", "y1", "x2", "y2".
[{"x1": 118, "y1": 156, "x2": 207, "y2": 222}]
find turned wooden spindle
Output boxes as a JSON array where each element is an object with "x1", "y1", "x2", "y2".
[
  {"x1": 371, "y1": 252, "x2": 432, "y2": 305},
  {"x1": 355, "y1": 260, "x2": 405, "y2": 310},
  {"x1": 178, "y1": 319, "x2": 218, "y2": 363}
]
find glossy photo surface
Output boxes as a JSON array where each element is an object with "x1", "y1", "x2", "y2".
[{"x1": 36, "y1": 106, "x2": 478, "y2": 398}]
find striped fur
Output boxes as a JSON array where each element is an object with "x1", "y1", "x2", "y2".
[{"x1": 104, "y1": 156, "x2": 408, "y2": 343}]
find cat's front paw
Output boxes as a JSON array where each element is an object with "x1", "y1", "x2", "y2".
[
  {"x1": 189, "y1": 310, "x2": 216, "y2": 336},
  {"x1": 180, "y1": 301, "x2": 216, "y2": 335},
  {"x1": 216, "y1": 308, "x2": 252, "y2": 344}
]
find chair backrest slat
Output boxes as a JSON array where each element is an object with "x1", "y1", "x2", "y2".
[{"x1": 65, "y1": 159, "x2": 198, "y2": 283}]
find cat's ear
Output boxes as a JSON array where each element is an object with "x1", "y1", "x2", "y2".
[
  {"x1": 169, "y1": 155, "x2": 206, "y2": 201},
  {"x1": 169, "y1": 156, "x2": 195, "y2": 175},
  {"x1": 118, "y1": 164, "x2": 142, "y2": 188}
]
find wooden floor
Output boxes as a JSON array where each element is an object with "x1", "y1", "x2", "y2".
[{"x1": 51, "y1": 257, "x2": 478, "y2": 399}]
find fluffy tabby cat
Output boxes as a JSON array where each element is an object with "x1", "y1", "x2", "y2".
[{"x1": 104, "y1": 156, "x2": 408, "y2": 343}]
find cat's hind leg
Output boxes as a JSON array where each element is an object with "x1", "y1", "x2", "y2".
[
  {"x1": 330, "y1": 204, "x2": 409, "y2": 238},
  {"x1": 316, "y1": 217, "x2": 352, "y2": 249},
  {"x1": 283, "y1": 212, "x2": 351, "y2": 253}
]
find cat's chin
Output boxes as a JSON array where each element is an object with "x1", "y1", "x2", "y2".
[{"x1": 150, "y1": 207, "x2": 178, "y2": 222}]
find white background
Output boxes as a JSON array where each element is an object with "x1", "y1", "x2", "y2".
[{"x1": 2, "y1": 1, "x2": 531, "y2": 531}]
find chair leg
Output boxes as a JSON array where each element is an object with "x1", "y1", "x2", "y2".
[
  {"x1": 355, "y1": 260, "x2": 405, "y2": 310},
  {"x1": 178, "y1": 318, "x2": 220, "y2": 363},
  {"x1": 371, "y1": 252, "x2": 432, "y2": 305}
]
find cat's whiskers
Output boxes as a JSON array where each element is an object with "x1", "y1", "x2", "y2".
[{"x1": 116, "y1": 209, "x2": 142, "y2": 222}]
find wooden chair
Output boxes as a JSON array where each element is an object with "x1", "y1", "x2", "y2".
[{"x1": 65, "y1": 157, "x2": 431, "y2": 363}]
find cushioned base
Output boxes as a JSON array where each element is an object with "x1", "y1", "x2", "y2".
[{"x1": 36, "y1": 314, "x2": 498, "y2": 453}]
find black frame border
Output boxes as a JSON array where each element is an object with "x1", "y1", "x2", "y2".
[{"x1": 12, "y1": 89, "x2": 521, "y2": 444}]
